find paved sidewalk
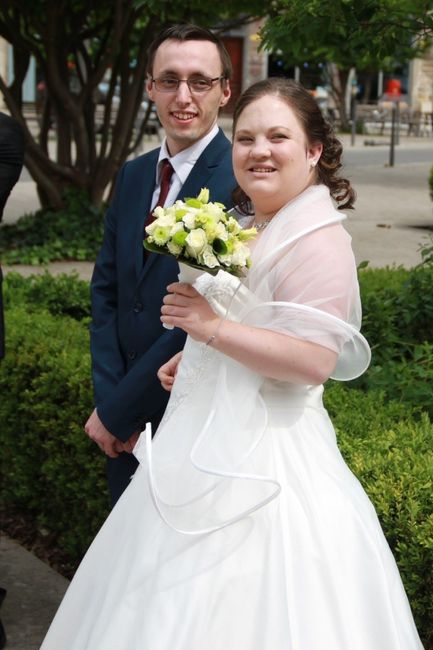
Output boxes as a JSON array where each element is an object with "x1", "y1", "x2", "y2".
[
  {"x1": 344, "y1": 160, "x2": 432, "y2": 268},
  {"x1": 2, "y1": 131, "x2": 433, "y2": 277},
  {"x1": 0, "y1": 536, "x2": 69, "y2": 650},
  {"x1": 0, "y1": 130, "x2": 432, "y2": 648}
]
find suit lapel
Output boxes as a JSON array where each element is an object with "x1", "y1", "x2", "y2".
[
  {"x1": 180, "y1": 129, "x2": 229, "y2": 200},
  {"x1": 135, "y1": 149, "x2": 160, "y2": 279}
]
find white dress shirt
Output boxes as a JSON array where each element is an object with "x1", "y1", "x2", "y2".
[{"x1": 150, "y1": 124, "x2": 220, "y2": 210}]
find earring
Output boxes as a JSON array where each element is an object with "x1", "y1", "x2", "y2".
[{"x1": 310, "y1": 161, "x2": 316, "y2": 169}]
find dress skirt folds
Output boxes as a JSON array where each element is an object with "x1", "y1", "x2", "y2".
[{"x1": 41, "y1": 186, "x2": 424, "y2": 649}]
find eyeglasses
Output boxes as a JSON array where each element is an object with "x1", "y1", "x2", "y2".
[{"x1": 151, "y1": 76, "x2": 225, "y2": 93}]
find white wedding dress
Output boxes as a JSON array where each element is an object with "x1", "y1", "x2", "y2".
[{"x1": 41, "y1": 186, "x2": 424, "y2": 650}]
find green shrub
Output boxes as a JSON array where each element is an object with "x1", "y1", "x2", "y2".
[
  {"x1": 3, "y1": 271, "x2": 91, "y2": 321},
  {"x1": 358, "y1": 266, "x2": 408, "y2": 363},
  {"x1": 361, "y1": 343, "x2": 433, "y2": 418},
  {"x1": 354, "y1": 262, "x2": 433, "y2": 420},
  {"x1": 396, "y1": 260, "x2": 433, "y2": 345},
  {"x1": 0, "y1": 191, "x2": 104, "y2": 264},
  {"x1": 358, "y1": 263, "x2": 433, "y2": 362},
  {"x1": 325, "y1": 383, "x2": 433, "y2": 645},
  {"x1": 0, "y1": 306, "x2": 108, "y2": 559},
  {"x1": 420, "y1": 238, "x2": 433, "y2": 266}
]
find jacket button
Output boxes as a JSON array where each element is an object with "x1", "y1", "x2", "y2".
[
  {"x1": 133, "y1": 301, "x2": 143, "y2": 313},
  {"x1": 127, "y1": 350, "x2": 137, "y2": 360}
]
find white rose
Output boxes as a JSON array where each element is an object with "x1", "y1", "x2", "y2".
[
  {"x1": 185, "y1": 228, "x2": 207, "y2": 258},
  {"x1": 215, "y1": 221, "x2": 228, "y2": 240},
  {"x1": 204, "y1": 202, "x2": 225, "y2": 220},
  {"x1": 218, "y1": 253, "x2": 233, "y2": 266},
  {"x1": 152, "y1": 206, "x2": 166, "y2": 219},
  {"x1": 182, "y1": 212, "x2": 197, "y2": 230},
  {"x1": 230, "y1": 242, "x2": 250, "y2": 267},
  {"x1": 153, "y1": 212, "x2": 176, "y2": 227},
  {"x1": 167, "y1": 241, "x2": 183, "y2": 256},
  {"x1": 145, "y1": 220, "x2": 158, "y2": 236},
  {"x1": 198, "y1": 244, "x2": 220, "y2": 269},
  {"x1": 170, "y1": 222, "x2": 185, "y2": 235}
]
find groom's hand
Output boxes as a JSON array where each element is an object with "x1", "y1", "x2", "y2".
[
  {"x1": 84, "y1": 408, "x2": 120, "y2": 457},
  {"x1": 84, "y1": 409, "x2": 139, "y2": 457}
]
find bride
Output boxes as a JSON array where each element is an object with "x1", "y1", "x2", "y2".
[{"x1": 41, "y1": 78, "x2": 424, "y2": 649}]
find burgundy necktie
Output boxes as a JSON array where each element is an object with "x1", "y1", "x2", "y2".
[{"x1": 145, "y1": 159, "x2": 174, "y2": 229}]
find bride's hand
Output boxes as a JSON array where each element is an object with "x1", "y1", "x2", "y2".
[
  {"x1": 158, "y1": 351, "x2": 183, "y2": 391},
  {"x1": 161, "y1": 282, "x2": 219, "y2": 342}
]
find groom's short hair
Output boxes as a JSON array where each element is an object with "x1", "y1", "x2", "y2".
[{"x1": 146, "y1": 24, "x2": 233, "y2": 81}]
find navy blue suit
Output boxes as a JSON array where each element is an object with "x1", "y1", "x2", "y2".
[{"x1": 90, "y1": 129, "x2": 236, "y2": 504}]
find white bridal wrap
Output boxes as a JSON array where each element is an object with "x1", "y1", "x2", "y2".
[{"x1": 134, "y1": 185, "x2": 371, "y2": 534}]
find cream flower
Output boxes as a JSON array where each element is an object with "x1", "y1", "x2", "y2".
[
  {"x1": 182, "y1": 212, "x2": 197, "y2": 230},
  {"x1": 185, "y1": 228, "x2": 207, "y2": 258},
  {"x1": 198, "y1": 244, "x2": 220, "y2": 268},
  {"x1": 167, "y1": 241, "x2": 183, "y2": 256}
]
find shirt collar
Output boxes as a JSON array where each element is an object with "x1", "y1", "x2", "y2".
[{"x1": 157, "y1": 123, "x2": 220, "y2": 184}]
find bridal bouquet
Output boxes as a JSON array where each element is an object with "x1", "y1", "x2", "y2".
[{"x1": 144, "y1": 188, "x2": 256, "y2": 277}]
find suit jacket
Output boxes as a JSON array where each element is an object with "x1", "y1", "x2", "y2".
[
  {"x1": 0, "y1": 113, "x2": 25, "y2": 358},
  {"x1": 0, "y1": 112, "x2": 25, "y2": 218},
  {"x1": 90, "y1": 129, "x2": 237, "y2": 445}
]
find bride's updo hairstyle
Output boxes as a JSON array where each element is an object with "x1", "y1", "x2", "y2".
[{"x1": 232, "y1": 77, "x2": 355, "y2": 213}]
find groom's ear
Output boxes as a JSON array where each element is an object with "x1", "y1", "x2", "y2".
[{"x1": 219, "y1": 80, "x2": 231, "y2": 108}]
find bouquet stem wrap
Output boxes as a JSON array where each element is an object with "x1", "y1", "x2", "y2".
[{"x1": 163, "y1": 262, "x2": 205, "y2": 331}]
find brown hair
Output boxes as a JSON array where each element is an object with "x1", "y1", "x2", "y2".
[
  {"x1": 232, "y1": 78, "x2": 355, "y2": 212},
  {"x1": 146, "y1": 24, "x2": 232, "y2": 81}
]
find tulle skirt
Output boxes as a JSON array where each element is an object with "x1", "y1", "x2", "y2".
[{"x1": 40, "y1": 387, "x2": 423, "y2": 649}]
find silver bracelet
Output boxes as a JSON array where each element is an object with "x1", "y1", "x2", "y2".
[{"x1": 205, "y1": 318, "x2": 223, "y2": 346}]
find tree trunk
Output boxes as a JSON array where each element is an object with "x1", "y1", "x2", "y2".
[
  {"x1": 325, "y1": 63, "x2": 350, "y2": 131},
  {"x1": 0, "y1": 5, "x2": 256, "y2": 214}
]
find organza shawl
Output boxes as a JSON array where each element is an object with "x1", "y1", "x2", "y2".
[{"x1": 134, "y1": 184, "x2": 371, "y2": 534}]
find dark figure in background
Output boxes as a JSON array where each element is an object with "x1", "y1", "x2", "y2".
[
  {"x1": 0, "y1": 112, "x2": 24, "y2": 221},
  {"x1": 84, "y1": 24, "x2": 237, "y2": 505},
  {"x1": 0, "y1": 112, "x2": 25, "y2": 360},
  {"x1": 0, "y1": 111, "x2": 25, "y2": 650}
]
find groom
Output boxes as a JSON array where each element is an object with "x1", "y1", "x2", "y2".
[{"x1": 85, "y1": 24, "x2": 237, "y2": 505}]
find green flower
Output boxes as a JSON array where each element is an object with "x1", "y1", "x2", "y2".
[
  {"x1": 153, "y1": 226, "x2": 171, "y2": 246},
  {"x1": 224, "y1": 236, "x2": 235, "y2": 254},
  {"x1": 185, "y1": 198, "x2": 202, "y2": 209},
  {"x1": 227, "y1": 217, "x2": 241, "y2": 234},
  {"x1": 197, "y1": 187, "x2": 210, "y2": 204},
  {"x1": 238, "y1": 227, "x2": 257, "y2": 241},
  {"x1": 172, "y1": 230, "x2": 188, "y2": 247},
  {"x1": 212, "y1": 238, "x2": 228, "y2": 255}
]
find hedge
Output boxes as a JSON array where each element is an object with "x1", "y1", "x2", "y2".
[
  {"x1": 1, "y1": 267, "x2": 432, "y2": 646},
  {"x1": 326, "y1": 383, "x2": 433, "y2": 643},
  {"x1": 354, "y1": 262, "x2": 433, "y2": 419},
  {"x1": 3, "y1": 271, "x2": 91, "y2": 321},
  {"x1": 0, "y1": 307, "x2": 109, "y2": 559},
  {"x1": 0, "y1": 191, "x2": 104, "y2": 264}
]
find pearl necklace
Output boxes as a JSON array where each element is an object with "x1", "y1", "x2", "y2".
[{"x1": 251, "y1": 218, "x2": 273, "y2": 232}]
